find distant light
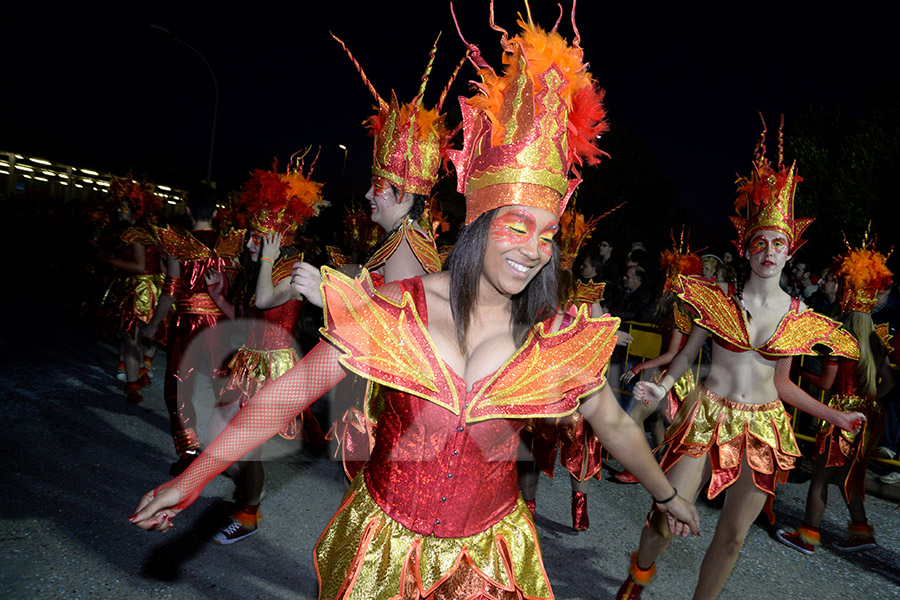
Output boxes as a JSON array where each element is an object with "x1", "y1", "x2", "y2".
[
  {"x1": 101, "y1": 188, "x2": 108, "y2": 193},
  {"x1": 81, "y1": 168, "x2": 100, "y2": 176},
  {"x1": 75, "y1": 184, "x2": 84, "y2": 188},
  {"x1": 82, "y1": 178, "x2": 93, "y2": 183},
  {"x1": 30, "y1": 157, "x2": 52, "y2": 166},
  {"x1": 42, "y1": 170, "x2": 56, "y2": 176},
  {"x1": 157, "y1": 185, "x2": 171, "y2": 191},
  {"x1": 58, "y1": 173, "x2": 68, "y2": 179},
  {"x1": 23, "y1": 174, "x2": 32, "y2": 179},
  {"x1": 59, "y1": 181, "x2": 68, "y2": 186},
  {"x1": 0, "y1": 160, "x2": 8, "y2": 165},
  {"x1": 0, "y1": 169, "x2": 9, "y2": 175},
  {"x1": 14, "y1": 154, "x2": 24, "y2": 159},
  {"x1": 15, "y1": 164, "x2": 34, "y2": 172},
  {"x1": 172, "y1": 196, "x2": 181, "y2": 202},
  {"x1": 97, "y1": 180, "x2": 110, "y2": 187},
  {"x1": 338, "y1": 144, "x2": 347, "y2": 150},
  {"x1": 35, "y1": 176, "x2": 49, "y2": 182},
  {"x1": 167, "y1": 200, "x2": 177, "y2": 205}
]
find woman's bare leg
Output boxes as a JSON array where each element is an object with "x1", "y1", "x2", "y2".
[
  {"x1": 692, "y1": 459, "x2": 768, "y2": 600},
  {"x1": 803, "y1": 446, "x2": 830, "y2": 528},
  {"x1": 636, "y1": 453, "x2": 710, "y2": 569}
]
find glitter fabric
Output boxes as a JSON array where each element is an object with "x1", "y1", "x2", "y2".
[
  {"x1": 730, "y1": 116, "x2": 813, "y2": 255},
  {"x1": 674, "y1": 275, "x2": 860, "y2": 360},
  {"x1": 448, "y1": 9, "x2": 608, "y2": 225},
  {"x1": 660, "y1": 385, "x2": 799, "y2": 523},
  {"x1": 814, "y1": 358, "x2": 885, "y2": 504},
  {"x1": 363, "y1": 217, "x2": 442, "y2": 275}
]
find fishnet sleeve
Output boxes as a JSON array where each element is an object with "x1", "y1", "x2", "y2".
[{"x1": 157, "y1": 340, "x2": 346, "y2": 508}]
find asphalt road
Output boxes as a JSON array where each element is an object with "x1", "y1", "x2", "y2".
[{"x1": 1, "y1": 298, "x2": 898, "y2": 599}]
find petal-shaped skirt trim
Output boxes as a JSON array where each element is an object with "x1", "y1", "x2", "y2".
[{"x1": 315, "y1": 475, "x2": 552, "y2": 600}]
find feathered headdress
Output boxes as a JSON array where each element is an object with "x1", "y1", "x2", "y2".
[
  {"x1": 448, "y1": 0, "x2": 609, "y2": 225},
  {"x1": 835, "y1": 229, "x2": 893, "y2": 314},
  {"x1": 110, "y1": 174, "x2": 162, "y2": 223},
  {"x1": 660, "y1": 229, "x2": 703, "y2": 292},
  {"x1": 731, "y1": 114, "x2": 812, "y2": 255},
  {"x1": 241, "y1": 149, "x2": 328, "y2": 245},
  {"x1": 332, "y1": 32, "x2": 465, "y2": 198}
]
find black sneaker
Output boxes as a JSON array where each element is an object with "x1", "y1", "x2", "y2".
[{"x1": 213, "y1": 520, "x2": 258, "y2": 545}]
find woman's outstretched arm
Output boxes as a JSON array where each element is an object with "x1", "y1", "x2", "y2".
[{"x1": 130, "y1": 340, "x2": 346, "y2": 531}]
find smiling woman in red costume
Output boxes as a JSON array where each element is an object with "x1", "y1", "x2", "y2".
[
  {"x1": 131, "y1": 4, "x2": 699, "y2": 598},
  {"x1": 616, "y1": 117, "x2": 866, "y2": 600}
]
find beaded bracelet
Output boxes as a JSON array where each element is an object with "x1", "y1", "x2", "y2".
[{"x1": 655, "y1": 487, "x2": 678, "y2": 504}]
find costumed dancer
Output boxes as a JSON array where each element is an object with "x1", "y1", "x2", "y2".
[
  {"x1": 294, "y1": 31, "x2": 464, "y2": 480},
  {"x1": 776, "y1": 234, "x2": 894, "y2": 554},
  {"x1": 143, "y1": 186, "x2": 245, "y2": 476},
  {"x1": 615, "y1": 116, "x2": 865, "y2": 600},
  {"x1": 132, "y1": 6, "x2": 701, "y2": 598},
  {"x1": 98, "y1": 176, "x2": 167, "y2": 405},
  {"x1": 520, "y1": 201, "x2": 609, "y2": 530},
  {"x1": 616, "y1": 231, "x2": 704, "y2": 484},
  {"x1": 201, "y1": 154, "x2": 329, "y2": 544}
]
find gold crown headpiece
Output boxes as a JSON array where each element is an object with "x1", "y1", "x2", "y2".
[
  {"x1": 332, "y1": 32, "x2": 466, "y2": 198},
  {"x1": 448, "y1": 0, "x2": 609, "y2": 225},
  {"x1": 660, "y1": 228, "x2": 703, "y2": 292},
  {"x1": 835, "y1": 228, "x2": 893, "y2": 314},
  {"x1": 730, "y1": 114, "x2": 812, "y2": 255},
  {"x1": 110, "y1": 174, "x2": 162, "y2": 223},
  {"x1": 241, "y1": 149, "x2": 329, "y2": 246}
]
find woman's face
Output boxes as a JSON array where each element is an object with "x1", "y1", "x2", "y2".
[
  {"x1": 745, "y1": 230, "x2": 791, "y2": 278},
  {"x1": 482, "y1": 206, "x2": 559, "y2": 297},
  {"x1": 365, "y1": 177, "x2": 411, "y2": 230},
  {"x1": 246, "y1": 231, "x2": 262, "y2": 262}
]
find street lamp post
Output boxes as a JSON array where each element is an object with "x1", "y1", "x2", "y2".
[
  {"x1": 338, "y1": 144, "x2": 348, "y2": 199},
  {"x1": 150, "y1": 24, "x2": 218, "y2": 186}
]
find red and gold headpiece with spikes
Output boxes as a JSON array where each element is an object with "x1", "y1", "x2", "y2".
[
  {"x1": 241, "y1": 149, "x2": 328, "y2": 246},
  {"x1": 660, "y1": 229, "x2": 703, "y2": 292},
  {"x1": 835, "y1": 229, "x2": 893, "y2": 314},
  {"x1": 448, "y1": 0, "x2": 609, "y2": 225},
  {"x1": 731, "y1": 114, "x2": 813, "y2": 255},
  {"x1": 332, "y1": 32, "x2": 465, "y2": 198},
  {"x1": 110, "y1": 174, "x2": 162, "y2": 223}
]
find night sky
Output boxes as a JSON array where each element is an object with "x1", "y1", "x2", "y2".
[{"x1": 5, "y1": 1, "x2": 898, "y2": 250}]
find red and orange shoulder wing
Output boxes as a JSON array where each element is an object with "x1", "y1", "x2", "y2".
[
  {"x1": 215, "y1": 229, "x2": 246, "y2": 258},
  {"x1": 467, "y1": 304, "x2": 620, "y2": 423},
  {"x1": 122, "y1": 225, "x2": 156, "y2": 246},
  {"x1": 404, "y1": 225, "x2": 442, "y2": 274},
  {"x1": 154, "y1": 226, "x2": 209, "y2": 259},
  {"x1": 675, "y1": 275, "x2": 750, "y2": 350},
  {"x1": 875, "y1": 323, "x2": 893, "y2": 354},
  {"x1": 319, "y1": 267, "x2": 459, "y2": 412},
  {"x1": 575, "y1": 280, "x2": 606, "y2": 305},
  {"x1": 763, "y1": 309, "x2": 860, "y2": 359}
]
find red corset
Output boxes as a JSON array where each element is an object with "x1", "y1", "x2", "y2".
[
  {"x1": 246, "y1": 299, "x2": 302, "y2": 350},
  {"x1": 833, "y1": 357, "x2": 864, "y2": 398}
]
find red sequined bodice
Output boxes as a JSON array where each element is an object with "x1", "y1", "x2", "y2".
[
  {"x1": 246, "y1": 298, "x2": 302, "y2": 351},
  {"x1": 833, "y1": 357, "x2": 866, "y2": 399}
]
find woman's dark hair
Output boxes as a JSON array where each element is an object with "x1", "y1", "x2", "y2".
[
  {"x1": 235, "y1": 241, "x2": 299, "y2": 312},
  {"x1": 446, "y1": 208, "x2": 560, "y2": 350},
  {"x1": 652, "y1": 290, "x2": 677, "y2": 329},
  {"x1": 185, "y1": 184, "x2": 219, "y2": 222},
  {"x1": 734, "y1": 255, "x2": 752, "y2": 320}
]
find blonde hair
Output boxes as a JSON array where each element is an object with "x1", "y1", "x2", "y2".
[{"x1": 842, "y1": 311, "x2": 880, "y2": 398}]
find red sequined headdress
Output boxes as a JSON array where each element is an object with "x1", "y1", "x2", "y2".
[
  {"x1": 241, "y1": 150, "x2": 328, "y2": 246},
  {"x1": 660, "y1": 229, "x2": 703, "y2": 292},
  {"x1": 448, "y1": 1, "x2": 609, "y2": 225},
  {"x1": 731, "y1": 114, "x2": 813, "y2": 255},
  {"x1": 110, "y1": 174, "x2": 162, "y2": 223},
  {"x1": 332, "y1": 32, "x2": 465, "y2": 198},
  {"x1": 835, "y1": 230, "x2": 893, "y2": 314}
]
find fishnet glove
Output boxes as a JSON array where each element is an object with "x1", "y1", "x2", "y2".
[{"x1": 157, "y1": 340, "x2": 345, "y2": 509}]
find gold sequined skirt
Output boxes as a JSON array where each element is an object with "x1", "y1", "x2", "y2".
[
  {"x1": 660, "y1": 386, "x2": 800, "y2": 521},
  {"x1": 314, "y1": 474, "x2": 551, "y2": 600}
]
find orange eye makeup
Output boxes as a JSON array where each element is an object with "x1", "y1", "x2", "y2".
[
  {"x1": 749, "y1": 234, "x2": 789, "y2": 256},
  {"x1": 489, "y1": 210, "x2": 558, "y2": 256}
]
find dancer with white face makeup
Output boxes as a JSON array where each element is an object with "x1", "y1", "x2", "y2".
[
  {"x1": 131, "y1": 7, "x2": 700, "y2": 598},
  {"x1": 616, "y1": 118, "x2": 866, "y2": 600}
]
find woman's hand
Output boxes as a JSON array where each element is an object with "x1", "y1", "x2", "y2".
[
  {"x1": 621, "y1": 366, "x2": 641, "y2": 385},
  {"x1": 290, "y1": 261, "x2": 324, "y2": 307},
  {"x1": 205, "y1": 269, "x2": 224, "y2": 298},
  {"x1": 129, "y1": 486, "x2": 183, "y2": 533},
  {"x1": 261, "y1": 232, "x2": 282, "y2": 263},
  {"x1": 615, "y1": 331, "x2": 634, "y2": 346},
  {"x1": 655, "y1": 495, "x2": 701, "y2": 538},
  {"x1": 634, "y1": 380, "x2": 667, "y2": 405},
  {"x1": 839, "y1": 411, "x2": 867, "y2": 434}
]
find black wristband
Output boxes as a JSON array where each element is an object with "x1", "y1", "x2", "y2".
[{"x1": 655, "y1": 487, "x2": 678, "y2": 504}]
